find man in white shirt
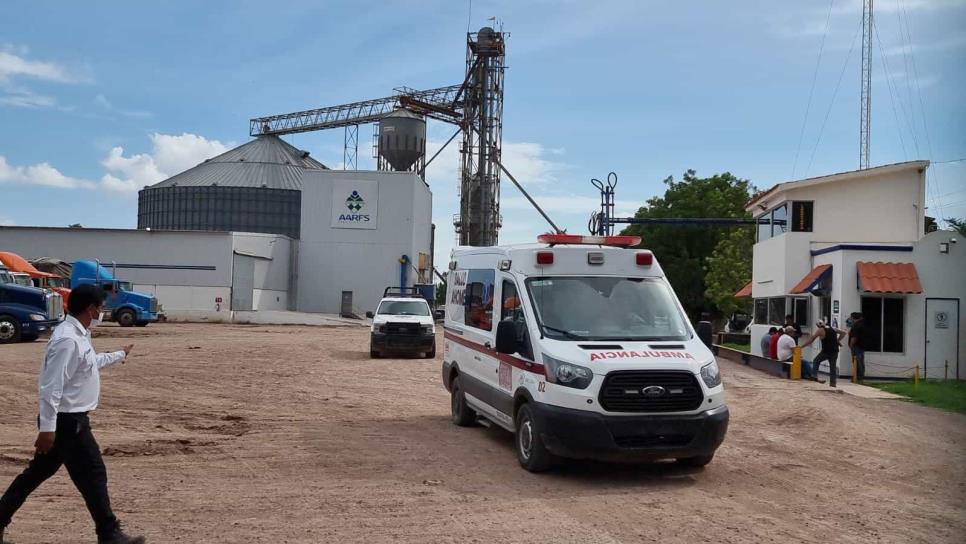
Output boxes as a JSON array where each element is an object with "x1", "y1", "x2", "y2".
[
  {"x1": 777, "y1": 326, "x2": 814, "y2": 379},
  {"x1": 0, "y1": 284, "x2": 145, "y2": 544}
]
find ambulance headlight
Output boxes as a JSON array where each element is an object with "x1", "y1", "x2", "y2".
[
  {"x1": 700, "y1": 360, "x2": 721, "y2": 388},
  {"x1": 543, "y1": 354, "x2": 593, "y2": 389}
]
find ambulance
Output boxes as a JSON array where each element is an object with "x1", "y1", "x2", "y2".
[{"x1": 441, "y1": 234, "x2": 729, "y2": 471}]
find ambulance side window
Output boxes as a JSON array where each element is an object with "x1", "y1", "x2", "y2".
[
  {"x1": 463, "y1": 269, "x2": 495, "y2": 331},
  {"x1": 501, "y1": 279, "x2": 533, "y2": 360}
]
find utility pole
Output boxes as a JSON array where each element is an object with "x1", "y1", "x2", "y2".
[{"x1": 860, "y1": 0, "x2": 873, "y2": 169}]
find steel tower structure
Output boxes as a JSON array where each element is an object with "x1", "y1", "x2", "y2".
[
  {"x1": 860, "y1": 0, "x2": 873, "y2": 169},
  {"x1": 455, "y1": 27, "x2": 506, "y2": 246}
]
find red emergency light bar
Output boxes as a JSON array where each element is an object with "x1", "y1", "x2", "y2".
[{"x1": 537, "y1": 234, "x2": 642, "y2": 247}]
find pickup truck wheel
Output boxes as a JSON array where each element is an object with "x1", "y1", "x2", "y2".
[
  {"x1": 116, "y1": 309, "x2": 136, "y2": 327},
  {"x1": 676, "y1": 454, "x2": 714, "y2": 468},
  {"x1": 0, "y1": 315, "x2": 22, "y2": 344},
  {"x1": 515, "y1": 403, "x2": 554, "y2": 472},
  {"x1": 424, "y1": 344, "x2": 437, "y2": 358},
  {"x1": 450, "y1": 375, "x2": 477, "y2": 427},
  {"x1": 370, "y1": 347, "x2": 382, "y2": 358}
]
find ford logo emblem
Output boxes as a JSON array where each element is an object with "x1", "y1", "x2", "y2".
[{"x1": 641, "y1": 385, "x2": 666, "y2": 397}]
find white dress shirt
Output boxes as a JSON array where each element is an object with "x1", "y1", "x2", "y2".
[
  {"x1": 777, "y1": 334, "x2": 797, "y2": 362},
  {"x1": 38, "y1": 315, "x2": 126, "y2": 432}
]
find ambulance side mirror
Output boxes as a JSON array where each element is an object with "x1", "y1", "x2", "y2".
[
  {"x1": 495, "y1": 321, "x2": 518, "y2": 354},
  {"x1": 365, "y1": 311, "x2": 374, "y2": 319}
]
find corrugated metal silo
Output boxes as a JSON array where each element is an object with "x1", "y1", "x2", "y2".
[
  {"x1": 377, "y1": 109, "x2": 426, "y2": 172},
  {"x1": 137, "y1": 135, "x2": 327, "y2": 239}
]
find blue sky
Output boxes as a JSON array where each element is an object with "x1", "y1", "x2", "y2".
[{"x1": 1, "y1": 0, "x2": 964, "y2": 264}]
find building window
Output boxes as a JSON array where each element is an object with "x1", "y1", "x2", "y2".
[
  {"x1": 791, "y1": 201, "x2": 813, "y2": 232},
  {"x1": 463, "y1": 269, "x2": 494, "y2": 331},
  {"x1": 754, "y1": 298, "x2": 768, "y2": 324},
  {"x1": 860, "y1": 296, "x2": 904, "y2": 353},
  {"x1": 792, "y1": 298, "x2": 808, "y2": 328},
  {"x1": 768, "y1": 297, "x2": 786, "y2": 326},
  {"x1": 757, "y1": 215, "x2": 772, "y2": 243},
  {"x1": 772, "y1": 203, "x2": 788, "y2": 236}
]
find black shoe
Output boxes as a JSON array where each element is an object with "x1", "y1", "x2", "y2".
[{"x1": 98, "y1": 528, "x2": 145, "y2": 544}]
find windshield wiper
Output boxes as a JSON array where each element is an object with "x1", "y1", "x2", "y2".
[{"x1": 541, "y1": 325, "x2": 586, "y2": 340}]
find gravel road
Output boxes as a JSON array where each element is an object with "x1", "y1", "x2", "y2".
[{"x1": 1, "y1": 323, "x2": 963, "y2": 543}]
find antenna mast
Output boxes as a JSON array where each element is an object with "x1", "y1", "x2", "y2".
[{"x1": 860, "y1": 0, "x2": 873, "y2": 169}]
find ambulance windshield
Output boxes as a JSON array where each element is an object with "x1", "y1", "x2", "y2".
[{"x1": 526, "y1": 277, "x2": 690, "y2": 341}]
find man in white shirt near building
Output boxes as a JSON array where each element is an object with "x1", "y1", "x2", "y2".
[
  {"x1": 0, "y1": 284, "x2": 145, "y2": 544},
  {"x1": 777, "y1": 326, "x2": 814, "y2": 379}
]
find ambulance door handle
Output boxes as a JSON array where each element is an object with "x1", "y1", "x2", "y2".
[
  {"x1": 484, "y1": 342, "x2": 492, "y2": 349},
  {"x1": 473, "y1": 355, "x2": 481, "y2": 362}
]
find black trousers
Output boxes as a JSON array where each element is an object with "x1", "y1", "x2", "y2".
[
  {"x1": 0, "y1": 412, "x2": 119, "y2": 537},
  {"x1": 813, "y1": 351, "x2": 839, "y2": 387}
]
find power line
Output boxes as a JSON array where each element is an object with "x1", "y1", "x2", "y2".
[
  {"x1": 899, "y1": 0, "x2": 947, "y2": 221},
  {"x1": 806, "y1": 19, "x2": 863, "y2": 177},
  {"x1": 932, "y1": 158, "x2": 966, "y2": 164},
  {"x1": 872, "y1": 20, "x2": 915, "y2": 159},
  {"x1": 792, "y1": 0, "x2": 836, "y2": 179}
]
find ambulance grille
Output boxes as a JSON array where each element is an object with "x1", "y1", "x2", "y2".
[{"x1": 598, "y1": 371, "x2": 703, "y2": 413}]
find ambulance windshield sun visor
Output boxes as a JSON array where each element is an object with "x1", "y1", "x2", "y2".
[{"x1": 526, "y1": 277, "x2": 690, "y2": 342}]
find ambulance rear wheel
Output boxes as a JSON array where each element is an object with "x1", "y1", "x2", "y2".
[
  {"x1": 515, "y1": 403, "x2": 553, "y2": 472},
  {"x1": 450, "y1": 375, "x2": 476, "y2": 427}
]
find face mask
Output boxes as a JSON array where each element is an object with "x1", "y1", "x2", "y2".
[{"x1": 89, "y1": 308, "x2": 105, "y2": 328}]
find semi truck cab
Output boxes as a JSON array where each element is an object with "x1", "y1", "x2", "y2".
[
  {"x1": 441, "y1": 234, "x2": 729, "y2": 472},
  {"x1": 0, "y1": 264, "x2": 65, "y2": 344},
  {"x1": 0, "y1": 251, "x2": 72, "y2": 311},
  {"x1": 70, "y1": 260, "x2": 160, "y2": 327}
]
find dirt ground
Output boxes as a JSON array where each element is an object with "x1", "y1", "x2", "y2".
[{"x1": 1, "y1": 323, "x2": 964, "y2": 544}]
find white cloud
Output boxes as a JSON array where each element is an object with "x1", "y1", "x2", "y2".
[
  {"x1": 0, "y1": 49, "x2": 75, "y2": 83},
  {"x1": 0, "y1": 87, "x2": 56, "y2": 108},
  {"x1": 0, "y1": 132, "x2": 231, "y2": 194},
  {"x1": 832, "y1": 0, "x2": 966, "y2": 15},
  {"x1": 0, "y1": 216, "x2": 16, "y2": 226},
  {"x1": 99, "y1": 133, "x2": 232, "y2": 193},
  {"x1": 94, "y1": 93, "x2": 153, "y2": 118},
  {"x1": 883, "y1": 35, "x2": 966, "y2": 56},
  {"x1": 502, "y1": 194, "x2": 638, "y2": 216},
  {"x1": 0, "y1": 155, "x2": 95, "y2": 189}
]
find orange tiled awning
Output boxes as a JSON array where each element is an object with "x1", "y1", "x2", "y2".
[
  {"x1": 856, "y1": 262, "x2": 923, "y2": 294},
  {"x1": 790, "y1": 264, "x2": 832, "y2": 294},
  {"x1": 734, "y1": 281, "x2": 753, "y2": 298}
]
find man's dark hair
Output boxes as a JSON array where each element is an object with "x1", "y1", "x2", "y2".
[
  {"x1": 785, "y1": 314, "x2": 793, "y2": 321},
  {"x1": 851, "y1": 312, "x2": 863, "y2": 320},
  {"x1": 67, "y1": 284, "x2": 106, "y2": 316},
  {"x1": 768, "y1": 327, "x2": 778, "y2": 334}
]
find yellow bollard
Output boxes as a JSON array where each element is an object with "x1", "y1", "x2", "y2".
[
  {"x1": 791, "y1": 346, "x2": 802, "y2": 380},
  {"x1": 852, "y1": 356, "x2": 858, "y2": 384},
  {"x1": 914, "y1": 365, "x2": 920, "y2": 387}
]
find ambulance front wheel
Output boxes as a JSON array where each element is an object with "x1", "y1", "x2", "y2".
[
  {"x1": 676, "y1": 454, "x2": 714, "y2": 468},
  {"x1": 515, "y1": 403, "x2": 554, "y2": 472},
  {"x1": 450, "y1": 375, "x2": 476, "y2": 427}
]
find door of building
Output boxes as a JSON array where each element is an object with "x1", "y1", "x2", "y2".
[
  {"x1": 925, "y1": 298, "x2": 959, "y2": 380},
  {"x1": 231, "y1": 254, "x2": 255, "y2": 311}
]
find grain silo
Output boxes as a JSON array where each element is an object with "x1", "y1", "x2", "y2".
[{"x1": 137, "y1": 135, "x2": 327, "y2": 238}]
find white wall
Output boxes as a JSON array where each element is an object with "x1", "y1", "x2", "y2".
[{"x1": 297, "y1": 171, "x2": 433, "y2": 315}]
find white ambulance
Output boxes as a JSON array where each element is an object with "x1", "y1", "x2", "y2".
[{"x1": 441, "y1": 234, "x2": 729, "y2": 472}]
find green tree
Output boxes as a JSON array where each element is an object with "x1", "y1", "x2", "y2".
[
  {"x1": 948, "y1": 217, "x2": 966, "y2": 235},
  {"x1": 621, "y1": 170, "x2": 754, "y2": 319},
  {"x1": 705, "y1": 227, "x2": 753, "y2": 317},
  {"x1": 435, "y1": 275, "x2": 447, "y2": 306}
]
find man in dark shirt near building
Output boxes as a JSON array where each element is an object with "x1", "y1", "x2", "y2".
[
  {"x1": 784, "y1": 314, "x2": 803, "y2": 343},
  {"x1": 801, "y1": 320, "x2": 847, "y2": 387},
  {"x1": 849, "y1": 312, "x2": 867, "y2": 383}
]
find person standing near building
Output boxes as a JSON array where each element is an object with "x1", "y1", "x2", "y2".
[
  {"x1": 760, "y1": 327, "x2": 778, "y2": 357},
  {"x1": 848, "y1": 312, "x2": 867, "y2": 383},
  {"x1": 777, "y1": 326, "x2": 813, "y2": 378},
  {"x1": 784, "y1": 314, "x2": 803, "y2": 343},
  {"x1": 800, "y1": 320, "x2": 847, "y2": 387},
  {"x1": 0, "y1": 284, "x2": 146, "y2": 544},
  {"x1": 696, "y1": 312, "x2": 714, "y2": 349},
  {"x1": 768, "y1": 326, "x2": 781, "y2": 359}
]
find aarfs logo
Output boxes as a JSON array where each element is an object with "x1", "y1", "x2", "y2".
[{"x1": 339, "y1": 190, "x2": 370, "y2": 223}]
